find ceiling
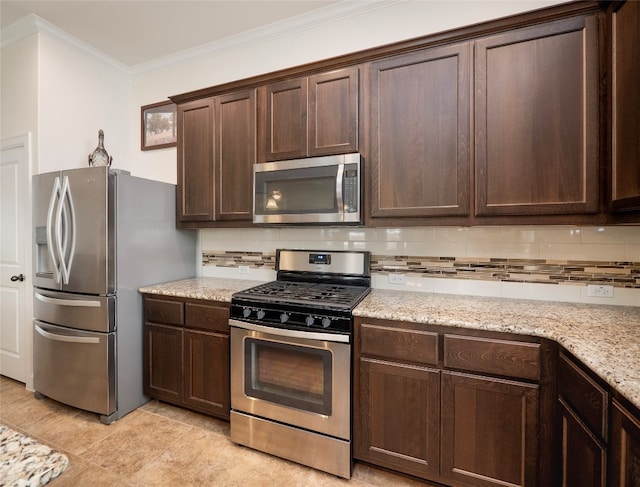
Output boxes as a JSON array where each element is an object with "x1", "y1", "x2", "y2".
[{"x1": 0, "y1": 1, "x2": 341, "y2": 67}]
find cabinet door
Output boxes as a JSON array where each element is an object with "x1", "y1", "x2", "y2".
[
  {"x1": 260, "y1": 68, "x2": 359, "y2": 162},
  {"x1": 144, "y1": 323, "x2": 183, "y2": 403},
  {"x1": 369, "y1": 43, "x2": 471, "y2": 218},
  {"x1": 610, "y1": 0, "x2": 640, "y2": 211},
  {"x1": 475, "y1": 16, "x2": 599, "y2": 216},
  {"x1": 308, "y1": 67, "x2": 358, "y2": 157},
  {"x1": 177, "y1": 98, "x2": 215, "y2": 222},
  {"x1": 355, "y1": 357, "x2": 440, "y2": 479},
  {"x1": 610, "y1": 400, "x2": 640, "y2": 487},
  {"x1": 557, "y1": 352, "x2": 608, "y2": 440},
  {"x1": 559, "y1": 399, "x2": 606, "y2": 487},
  {"x1": 184, "y1": 329, "x2": 230, "y2": 419},
  {"x1": 262, "y1": 78, "x2": 308, "y2": 161},
  {"x1": 441, "y1": 371, "x2": 539, "y2": 487},
  {"x1": 214, "y1": 89, "x2": 256, "y2": 221}
]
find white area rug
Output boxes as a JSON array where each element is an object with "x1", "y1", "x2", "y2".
[{"x1": 0, "y1": 424, "x2": 68, "y2": 487}]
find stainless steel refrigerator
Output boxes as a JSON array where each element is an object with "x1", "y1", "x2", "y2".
[{"x1": 32, "y1": 166, "x2": 196, "y2": 424}]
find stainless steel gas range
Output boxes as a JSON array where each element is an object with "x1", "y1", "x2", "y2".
[{"x1": 229, "y1": 249, "x2": 371, "y2": 479}]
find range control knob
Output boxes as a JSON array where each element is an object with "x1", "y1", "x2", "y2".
[
  {"x1": 305, "y1": 316, "x2": 315, "y2": 327},
  {"x1": 321, "y1": 317, "x2": 332, "y2": 329},
  {"x1": 256, "y1": 309, "x2": 265, "y2": 320},
  {"x1": 242, "y1": 308, "x2": 252, "y2": 318},
  {"x1": 280, "y1": 313, "x2": 289, "y2": 323}
]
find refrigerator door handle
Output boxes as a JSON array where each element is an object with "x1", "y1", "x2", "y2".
[
  {"x1": 47, "y1": 176, "x2": 62, "y2": 284},
  {"x1": 35, "y1": 324, "x2": 101, "y2": 344},
  {"x1": 58, "y1": 175, "x2": 76, "y2": 284},
  {"x1": 35, "y1": 292, "x2": 102, "y2": 308}
]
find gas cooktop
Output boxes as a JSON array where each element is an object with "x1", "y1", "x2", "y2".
[
  {"x1": 230, "y1": 249, "x2": 371, "y2": 334},
  {"x1": 232, "y1": 280, "x2": 370, "y2": 310}
]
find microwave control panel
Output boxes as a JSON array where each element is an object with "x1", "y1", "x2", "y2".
[{"x1": 343, "y1": 164, "x2": 359, "y2": 213}]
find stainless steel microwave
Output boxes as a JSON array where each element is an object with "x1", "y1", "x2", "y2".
[{"x1": 253, "y1": 153, "x2": 362, "y2": 225}]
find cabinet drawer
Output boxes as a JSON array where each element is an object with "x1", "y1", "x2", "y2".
[
  {"x1": 185, "y1": 303, "x2": 229, "y2": 333},
  {"x1": 360, "y1": 322, "x2": 438, "y2": 366},
  {"x1": 444, "y1": 335, "x2": 540, "y2": 380},
  {"x1": 144, "y1": 298, "x2": 184, "y2": 326},
  {"x1": 558, "y1": 352, "x2": 608, "y2": 439}
]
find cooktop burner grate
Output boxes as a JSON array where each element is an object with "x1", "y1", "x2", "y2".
[{"x1": 234, "y1": 281, "x2": 369, "y2": 310}]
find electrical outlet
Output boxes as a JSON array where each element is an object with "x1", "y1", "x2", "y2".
[
  {"x1": 388, "y1": 273, "x2": 406, "y2": 285},
  {"x1": 587, "y1": 284, "x2": 614, "y2": 298},
  {"x1": 238, "y1": 266, "x2": 250, "y2": 274}
]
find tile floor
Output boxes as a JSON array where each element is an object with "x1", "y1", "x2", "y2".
[{"x1": 0, "y1": 376, "x2": 435, "y2": 486}]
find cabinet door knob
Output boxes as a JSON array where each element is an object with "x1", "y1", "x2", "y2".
[{"x1": 10, "y1": 273, "x2": 25, "y2": 282}]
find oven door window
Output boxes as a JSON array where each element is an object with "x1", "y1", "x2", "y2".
[{"x1": 244, "y1": 338, "x2": 332, "y2": 416}]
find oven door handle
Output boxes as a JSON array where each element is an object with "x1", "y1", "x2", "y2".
[{"x1": 229, "y1": 319, "x2": 350, "y2": 344}]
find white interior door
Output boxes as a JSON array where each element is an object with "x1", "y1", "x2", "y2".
[{"x1": 1, "y1": 134, "x2": 32, "y2": 384}]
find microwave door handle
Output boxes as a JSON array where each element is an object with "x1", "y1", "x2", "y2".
[
  {"x1": 46, "y1": 176, "x2": 62, "y2": 284},
  {"x1": 336, "y1": 164, "x2": 345, "y2": 217}
]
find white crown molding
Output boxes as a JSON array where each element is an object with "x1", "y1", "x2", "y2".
[
  {"x1": 1, "y1": 13, "x2": 131, "y2": 74},
  {"x1": 0, "y1": 14, "x2": 38, "y2": 46},
  {"x1": 2, "y1": 2, "x2": 401, "y2": 77},
  {"x1": 130, "y1": 0, "x2": 402, "y2": 75}
]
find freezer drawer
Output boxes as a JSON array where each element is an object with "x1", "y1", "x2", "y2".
[
  {"x1": 34, "y1": 289, "x2": 115, "y2": 332},
  {"x1": 34, "y1": 321, "x2": 115, "y2": 416}
]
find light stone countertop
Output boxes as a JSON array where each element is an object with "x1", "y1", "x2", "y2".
[
  {"x1": 139, "y1": 277, "x2": 266, "y2": 302},
  {"x1": 139, "y1": 277, "x2": 640, "y2": 411},
  {"x1": 355, "y1": 289, "x2": 640, "y2": 411}
]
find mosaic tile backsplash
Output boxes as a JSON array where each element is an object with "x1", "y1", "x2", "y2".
[
  {"x1": 199, "y1": 225, "x2": 640, "y2": 305},
  {"x1": 202, "y1": 251, "x2": 640, "y2": 289}
]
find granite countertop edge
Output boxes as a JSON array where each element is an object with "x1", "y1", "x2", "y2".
[
  {"x1": 139, "y1": 277, "x2": 266, "y2": 302},
  {"x1": 139, "y1": 278, "x2": 640, "y2": 412}
]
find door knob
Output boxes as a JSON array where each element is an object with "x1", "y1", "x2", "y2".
[{"x1": 10, "y1": 274, "x2": 25, "y2": 282}]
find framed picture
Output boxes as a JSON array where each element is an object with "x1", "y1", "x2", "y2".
[{"x1": 141, "y1": 101, "x2": 177, "y2": 150}]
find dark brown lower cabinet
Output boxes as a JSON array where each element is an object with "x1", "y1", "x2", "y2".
[
  {"x1": 559, "y1": 399, "x2": 606, "y2": 487},
  {"x1": 610, "y1": 400, "x2": 640, "y2": 487},
  {"x1": 557, "y1": 352, "x2": 608, "y2": 487},
  {"x1": 183, "y1": 329, "x2": 229, "y2": 416},
  {"x1": 145, "y1": 322, "x2": 183, "y2": 403},
  {"x1": 143, "y1": 295, "x2": 230, "y2": 419},
  {"x1": 440, "y1": 371, "x2": 539, "y2": 487},
  {"x1": 356, "y1": 357, "x2": 440, "y2": 478},
  {"x1": 354, "y1": 318, "x2": 544, "y2": 487}
]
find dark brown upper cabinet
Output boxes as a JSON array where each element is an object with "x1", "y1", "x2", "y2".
[
  {"x1": 171, "y1": 1, "x2": 640, "y2": 227},
  {"x1": 368, "y1": 43, "x2": 471, "y2": 220},
  {"x1": 177, "y1": 98, "x2": 215, "y2": 223},
  {"x1": 214, "y1": 89, "x2": 256, "y2": 221},
  {"x1": 474, "y1": 15, "x2": 599, "y2": 217},
  {"x1": 176, "y1": 89, "x2": 256, "y2": 227},
  {"x1": 610, "y1": 0, "x2": 640, "y2": 212},
  {"x1": 258, "y1": 67, "x2": 359, "y2": 162}
]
